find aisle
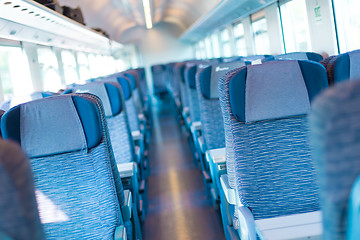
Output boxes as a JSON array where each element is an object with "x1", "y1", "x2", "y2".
[{"x1": 142, "y1": 98, "x2": 225, "y2": 240}]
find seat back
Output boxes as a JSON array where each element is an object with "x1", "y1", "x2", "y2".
[
  {"x1": 0, "y1": 140, "x2": 45, "y2": 240},
  {"x1": 103, "y1": 75, "x2": 141, "y2": 134},
  {"x1": 310, "y1": 79, "x2": 360, "y2": 239},
  {"x1": 151, "y1": 64, "x2": 168, "y2": 95},
  {"x1": 1, "y1": 94, "x2": 125, "y2": 239},
  {"x1": 69, "y1": 82, "x2": 135, "y2": 165},
  {"x1": 185, "y1": 63, "x2": 201, "y2": 122},
  {"x1": 176, "y1": 62, "x2": 189, "y2": 109},
  {"x1": 197, "y1": 61, "x2": 247, "y2": 153},
  {"x1": 124, "y1": 71, "x2": 144, "y2": 114},
  {"x1": 324, "y1": 49, "x2": 360, "y2": 85},
  {"x1": 220, "y1": 60, "x2": 328, "y2": 219}
]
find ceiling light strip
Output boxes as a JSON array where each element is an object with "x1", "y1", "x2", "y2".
[{"x1": 142, "y1": 0, "x2": 152, "y2": 29}]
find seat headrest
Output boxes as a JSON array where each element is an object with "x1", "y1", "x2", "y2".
[
  {"x1": 124, "y1": 73, "x2": 136, "y2": 90},
  {"x1": 274, "y1": 52, "x2": 323, "y2": 62},
  {"x1": 185, "y1": 64, "x2": 197, "y2": 89},
  {"x1": 116, "y1": 76, "x2": 132, "y2": 100},
  {"x1": 221, "y1": 56, "x2": 243, "y2": 63},
  {"x1": 1, "y1": 94, "x2": 103, "y2": 158},
  {"x1": 229, "y1": 60, "x2": 328, "y2": 123},
  {"x1": 201, "y1": 61, "x2": 248, "y2": 99},
  {"x1": 71, "y1": 82, "x2": 123, "y2": 117}
]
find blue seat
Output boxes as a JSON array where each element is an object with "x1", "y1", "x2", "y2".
[
  {"x1": 0, "y1": 140, "x2": 46, "y2": 240},
  {"x1": 1, "y1": 94, "x2": 138, "y2": 240},
  {"x1": 151, "y1": 64, "x2": 168, "y2": 98},
  {"x1": 68, "y1": 81, "x2": 147, "y2": 222},
  {"x1": 321, "y1": 49, "x2": 360, "y2": 85},
  {"x1": 310, "y1": 79, "x2": 360, "y2": 239},
  {"x1": 0, "y1": 92, "x2": 54, "y2": 111},
  {"x1": 176, "y1": 62, "x2": 190, "y2": 119},
  {"x1": 220, "y1": 60, "x2": 328, "y2": 239}
]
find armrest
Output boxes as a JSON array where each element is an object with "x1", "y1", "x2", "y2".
[
  {"x1": 132, "y1": 131, "x2": 141, "y2": 142},
  {"x1": 255, "y1": 211, "x2": 322, "y2": 240},
  {"x1": 121, "y1": 190, "x2": 132, "y2": 222},
  {"x1": 114, "y1": 225, "x2": 127, "y2": 240},
  {"x1": 117, "y1": 162, "x2": 136, "y2": 178},
  {"x1": 206, "y1": 148, "x2": 226, "y2": 164},
  {"x1": 198, "y1": 136, "x2": 207, "y2": 154},
  {"x1": 134, "y1": 145, "x2": 141, "y2": 164},
  {"x1": 191, "y1": 121, "x2": 202, "y2": 131},
  {"x1": 183, "y1": 107, "x2": 190, "y2": 116},
  {"x1": 220, "y1": 174, "x2": 236, "y2": 205},
  {"x1": 138, "y1": 113, "x2": 145, "y2": 122},
  {"x1": 236, "y1": 206, "x2": 256, "y2": 240}
]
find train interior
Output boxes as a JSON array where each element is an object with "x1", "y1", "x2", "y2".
[{"x1": 0, "y1": 0, "x2": 360, "y2": 239}]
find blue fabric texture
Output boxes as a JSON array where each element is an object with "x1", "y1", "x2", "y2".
[
  {"x1": 230, "y1": 61, "x2": 311, "y2": 123},
  {"x1": 196, "y1": 67, "x2": 225, "y2": 150},
  {"x1": 105, "y1": 83, "x2": 123, "y2": 116},
  {"x1": 125, "y1": 97, "x2": 140, "y2": 133},
  {"x1": 178, "y1": 63, "x2": 189, "y2": 108},
  {"x1": 220, "y1": 60, "x2": 327, "y2": 214},
  {"x1": 0, "y1": 140, "x2": 46, "y2": 240},
  {"x1": 116, "y1": 77, "x2": 132, "y2": 101},
  {"x1": 219, "y1": 67, "x2": 243, "y2": 188},
  {"x1": 2, "y1": 93, "x2": 128, "y2": 239},
  {"x1": 310, "y1": 79, "x2": 360, "y2": 240}
]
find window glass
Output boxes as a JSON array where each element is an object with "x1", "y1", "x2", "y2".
[
  {"x1": 205, "y1": 37, "x2": 213, "y2": 59},
  {"x1": 220, "y1": 28, "x2": 232, "y2": 57},
  {"x1": 0, "y1": 46, "x2": 32, "y2": 102},
  {"x1": 77, "y1": 52, "x2": 91, "y2": 82},
  {"x1": 233, "y1": 22, "x2": 247, "y2": 56},
  {"x1": 88, "y1": 54, "x2": 101, "y2": 78},
  {"x1": 333, "y1": 0, "x2": 360, "y2": 52},
  {"x1": 280, "y1": 0, "x2": 311, "y2": 52},
  {"x1": 252, "y1": 17, "x2": 270, "y2": 54},
  {"x1": 61, "y1": 50, "x2": 79, "y2": 85},
  {"x1": 211, "y1": 33, "x2": 221, "y2": 58},
  {"x1": 37, "y1": 47, "x2": 62, "y2": 92}
]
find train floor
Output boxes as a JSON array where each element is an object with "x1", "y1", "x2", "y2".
[{"x1": 142, "y1": 97, "x2": 225, "y2": 240}]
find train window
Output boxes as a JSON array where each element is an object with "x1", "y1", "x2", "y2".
[
  {"x1": 211, "y1": 32, "x2": 221, "y2": 58},
  {"x1": 280, "y1": 0, "x2": 311, "y2": 52},
  {"x1": 37, "y1": 47, "x2": 63, "y2": 92},
  {"x1": 251, "y1": 10, "x2": 270, "y2": 54},
  {"x1": 61, "y1": 50, "x2": 79, "y2": 85},
  {"x1": 0, "y1": 45, "x2": 33, "y2": 102},
  {"x1": 233, "y1": 22, "x2": 247, "y2": 56},
  {"x1": 198, "y1": 40, "x2": 207, "y2": 59},
  {"x1": 205, "y1": 37, "x2": 213, "y2": 59},
  {"x1": 333, "y1": 0, "x2": 360, "y2": 52},
  {"x1": 88, "y1": 54, "x2": 102, "y2": 78},
  {"x1": 77, "y1": 52, "x2": 91, "y2": 83},
  {"x1": 220, "y1": 28, "x2": 232, "y2": 57}
]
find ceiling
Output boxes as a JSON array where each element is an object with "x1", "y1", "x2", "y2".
[{"x1": 57, "y1": 0, "x2": 221, "y2": 44}]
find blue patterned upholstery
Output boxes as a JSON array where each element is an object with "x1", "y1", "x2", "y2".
[
  {"x1": 196, "y1": 61, "x2": 246, "y2": 152},
  {"x1": 185, "y1": 63, "x2": 201, "y2": 122},
  {"x1": 1, "y1": 94, "x2": 128, "y2": 239},
  {"x1": 310, "y1": 79, "x2": 360, "y2": 239},
  {"x1": 220, "y1": 60, "x2": 328, "y2": 219},
  {"x1": 0, "y1": 140, "x2": 45, "y2": 240}
]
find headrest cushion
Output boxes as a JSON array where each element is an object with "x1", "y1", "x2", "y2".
[
  {"x1": 201, "y1": 61, "x2": 247, "y2": 99},
  {"x1": 116, "y1": 76, "x2": 132, "y2": 100},
  {"x1": 229, "y1": 60, "x2": 327, "y2": 123},
  {"x1": 1, "y1": 95, "x2": 102, "y2": 158},
  {"x1": 185, "y1": 64, "x2": 197, "y2": 89},
  {"x1": 124, "y1": 73, "x2": 136, "y2": 90}
]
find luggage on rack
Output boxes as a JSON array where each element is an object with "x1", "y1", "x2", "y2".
[{"x1": 62, "y1": 6, "x2": 85, "y2": 25}]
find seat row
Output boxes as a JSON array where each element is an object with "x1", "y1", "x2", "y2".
[
  {"x1": 0, "y1": 67, "x2": 151, "y2": 239},
  {"x1": 150, "y1": 50, "x2": 360, "y2": 240}
]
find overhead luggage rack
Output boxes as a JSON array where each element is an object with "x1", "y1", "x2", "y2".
[{"x1": 0, "y1": 0, "x2": 123, "y2": 52}]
